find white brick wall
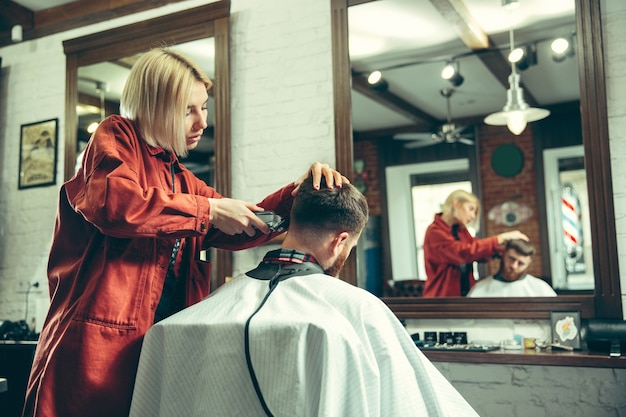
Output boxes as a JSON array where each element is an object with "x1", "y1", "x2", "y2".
[
  {"x1": 435, "y1": 362, "x2": 626, "y2": 417},
  {"x1": 604, "y1": 0, "x2": 626, "y2": 309},
  {"x1": 0, "y1": 34, "x2": 66, "y2": 327},
  {"x1": 229, "y1": 0, "x2": 335, "y2": 275}
]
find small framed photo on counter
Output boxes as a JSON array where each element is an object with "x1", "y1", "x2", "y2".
[{"x1": 551, "y1": 311, "x2": 581, "y2": 350}]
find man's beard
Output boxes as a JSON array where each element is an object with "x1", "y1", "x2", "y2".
[
  {"x1": 500, "y1": 262, "x2": 527, "y2": 281},
  {"x1": 324, "y1": 250, "x2": 349, "y2": 277}
]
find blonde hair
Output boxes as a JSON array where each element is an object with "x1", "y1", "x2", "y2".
[
  {"x1": 120, "y1": 48, "x2": 212, "y2": 156},
  {"x1": 441, "y1": 189, "x2": 480, "y2": 228}
]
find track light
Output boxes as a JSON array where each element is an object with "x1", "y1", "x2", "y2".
[
  {"x1": 508, "y1": 44, "x2": 537, "y2": 71},
  {"x1": 551, "y1": 37, "x2": 574, "y2": 62},
  {"x1": 367, "y1": 70, "x2": 389, "y2": 92},
  {"x1": 441, "y1": 61, "x2": 464, "y2": 87},
  {"x1": 508, "y1": 47, "x2": 524, "y2": 63}
]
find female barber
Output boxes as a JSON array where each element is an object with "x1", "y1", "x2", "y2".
[{"x1": 23, "y1": 48, "x2": 346, "y2": 417}]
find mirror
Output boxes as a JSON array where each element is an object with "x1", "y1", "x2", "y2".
[
  {"x1": 63, "y1": 1, "x2": 233, "y2": 287},
  {"x1": 76, "y1": 38, "x2": 216, "y2": 184},
  {"x1": 331, "y1": 0, "x2": 621, "y2": 318}
]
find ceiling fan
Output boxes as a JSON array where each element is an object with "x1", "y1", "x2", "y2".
[{"x1": 393, "y1": 88, "x2": 475, "y2": 149}]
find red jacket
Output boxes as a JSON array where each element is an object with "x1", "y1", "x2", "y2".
[
  {"x1": 23, "y1": 116, "x2": 295, "y2": 417},
  {"x1": 422, "y1": 213, "x2": 499, "y2": 297}
]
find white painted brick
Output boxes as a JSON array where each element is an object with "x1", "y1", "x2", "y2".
[
  {"x1": 229, "y1": 0, "x2": 334, "y2": 207},
  {"x1": 434, "y1": 362, "x2": 626, "y2": 417}
]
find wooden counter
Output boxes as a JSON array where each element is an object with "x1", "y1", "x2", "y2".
[
  {"x1": 0, "y1": 341, "x2": 37, "y2": 417},
  {"x1": 421, "y1": 347, "x2": 626, "y2": 368}
]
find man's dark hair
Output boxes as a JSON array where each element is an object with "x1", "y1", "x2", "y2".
[
  {"x1": 289, "y1": 176, "x2": 369, "y2": 237},
  {"x1": 506, "y1": 239, "x2": 535, "y2": 256}
]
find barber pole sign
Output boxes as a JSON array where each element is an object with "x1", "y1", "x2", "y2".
[{"x1": 561, "y1": 183, "x2": 586, "y2": 273}]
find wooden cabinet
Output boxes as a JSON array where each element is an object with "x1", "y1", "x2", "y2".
[{"x1": 0, "y1": 342, "x2": 37, "y2": 417}]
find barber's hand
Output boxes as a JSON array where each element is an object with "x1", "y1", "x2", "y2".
[
  {"x1": 292, "y1": 162, "x2": 350, "y2": 196},
  {"x1": 496, "y1": 230, "x2": 529, "y2": 245},
  {"x1": 208, "y1": 198, "x2": 270, "y2": 236}
]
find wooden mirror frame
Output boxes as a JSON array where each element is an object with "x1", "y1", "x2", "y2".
[
  {"x1": 331, "y1": 0, "x2": 622, "y2": 320},
  {"x1": 63, "y1": 1, "x2": 233, "y2": 284}
]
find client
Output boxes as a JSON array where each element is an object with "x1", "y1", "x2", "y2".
[
  {"x1": 467, "y1": 239, "x2": 557, "y2": 297},
  {"x1": 129, "y1": 176, "x2": 478, "y2": 417}
]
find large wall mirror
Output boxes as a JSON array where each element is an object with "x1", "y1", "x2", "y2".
[
  {"x1": 63, "y1": 1, "x2": 233, "y2": 286},
  {"x1": 331, "y1": 0, "x2": 621, "y2": 319}
]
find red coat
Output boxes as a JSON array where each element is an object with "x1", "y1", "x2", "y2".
[
  {"x1": 422, "y1": 213, "x2": 499, "y2": 297},
  {"x1": 23, "y1": 116, "x2": 295, "y2": 417}
]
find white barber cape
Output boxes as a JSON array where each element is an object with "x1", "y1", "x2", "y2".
[
  {"x1": 130, "y1": 272, "x2": 478, "y2": 417},
  {"x1": 467, "y1": 274, "x2": 557, "y2": 298}
]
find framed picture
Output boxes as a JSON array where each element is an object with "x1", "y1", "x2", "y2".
[
  {"x1": 18, "y1": 118, "x2": 58, "y2": 189},
  {"x1": 550, "y1": 310, "x2": 582, "y2": 350}
]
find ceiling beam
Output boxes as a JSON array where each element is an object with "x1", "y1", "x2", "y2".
[
  {"x1": 354, "y1": 114, "x2": 486, "y2": 140},
  {"x1": 347, "y1": 0, "x2": 441, "y2": 129},
  {"x1": 430, "y1": 0, "x2": 489, "y2": 49},
  {"x1": 429, "y1": 0, "x2": 539, "y2": 106},
  {"x1": 348, "y1": 0, "x2": 540, "y2": 131},
  {"x1": 0, "y1": 1, "x2": 34, "y2": 31},
  {"x1": 0, "y1": 0, "x2": 191, "y2": 47},
  {"x1": 352, "y1": 73, "x2": 439, "y2": 128}
]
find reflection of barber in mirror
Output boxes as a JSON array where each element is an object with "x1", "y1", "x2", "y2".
[
  {"x1": 467, "y1": 239, "x2": 557, "y2": 298},
  {"x1": 423, "y1": 189, "x2": 529, "y2": 297}
]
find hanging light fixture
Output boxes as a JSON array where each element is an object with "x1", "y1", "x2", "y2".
[
  {"x1": 484, "y1": 0, "x2": 549, "y2": 135},
  {"x1": 87, "y1": 81, "x2": 109, "y2": 134}
]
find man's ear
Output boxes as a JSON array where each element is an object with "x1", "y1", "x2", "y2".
[{"x1": 329, "y1": 231, "x2": 350, "y2": 256}]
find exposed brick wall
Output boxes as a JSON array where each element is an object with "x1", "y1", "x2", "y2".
[
  {"x1": 478, "y1": 124, "x2": 543, "y2": 277},
  {"x1": 354, "y1": 139, "x2": 381, "y2": 216}
]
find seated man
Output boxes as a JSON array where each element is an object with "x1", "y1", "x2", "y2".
[
  {"x1": 129, "y1": 177, "x2": 478, "y2": 417},
  {"x1": 467, "y1": 239, "x2": 557, "y2": 298}
]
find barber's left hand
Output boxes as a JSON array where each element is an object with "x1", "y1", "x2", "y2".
[{"x1": 292, "y1": 162, "x2": 350, "y2": 196}]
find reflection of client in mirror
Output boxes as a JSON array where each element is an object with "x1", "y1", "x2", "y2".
[
  {"x1": 423, "y1": 190, "x2": 528, "y2": 297},
  {"x1": 467, "y1": 239, "x2": 557, "y2": 298}
]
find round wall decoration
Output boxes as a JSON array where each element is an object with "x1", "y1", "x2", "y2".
[{"x1": 491, "y1": 143, "x2": 524, "y2": 177}]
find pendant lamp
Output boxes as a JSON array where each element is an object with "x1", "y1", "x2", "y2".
[{"x1": 484, "y1": 0, "x2": 549, "y2": 135}]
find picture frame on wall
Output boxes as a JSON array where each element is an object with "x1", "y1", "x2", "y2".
[
  {"x1": 18, "y1": 118, "x2": 58, "y2": 189},
  {"x1": 550, "y1": 310, "x2": 582, "y2": 350}
]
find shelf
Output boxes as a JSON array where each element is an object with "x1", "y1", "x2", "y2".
[{"x1": 421, "y1": 347, "x2": 626, "y2": 368}]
